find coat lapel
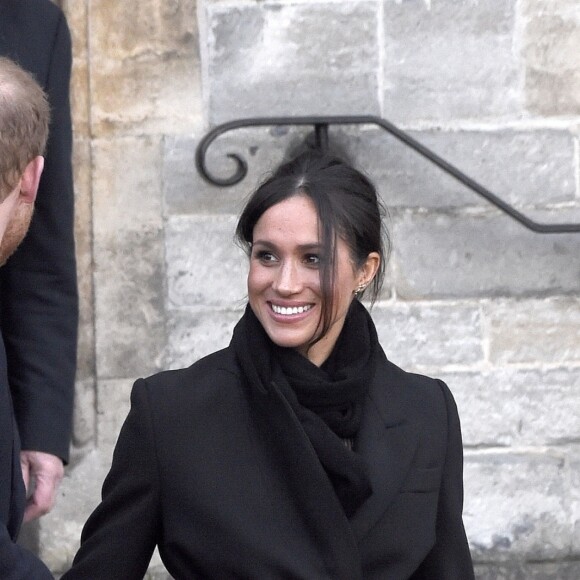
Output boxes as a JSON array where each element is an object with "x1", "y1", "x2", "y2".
[
  {"x1": 252, "y1": 377, "x2": 364, "y2": 579},
  {"x1": 350, "y1": 351, "x2": 419, "y2": 542}
]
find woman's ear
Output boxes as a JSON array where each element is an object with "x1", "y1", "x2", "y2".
[
  {"x1": 358, "y1": 252, "x2": 381, "y2": 288},
  {"x1": 19, "y1": 156, "x2": 44, "y2": 204}
]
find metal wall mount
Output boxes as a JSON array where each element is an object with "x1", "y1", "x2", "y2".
[{"x1": 195, "y1": 115, "x2": 580, "y2": 234}]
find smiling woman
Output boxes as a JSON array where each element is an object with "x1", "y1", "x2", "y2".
[
  {"x1": 63, "y1": 149, "x2": 475, "y2": 580},
  {"x1": 245, "y1": 194, "x2": 379, "y2": 365}
]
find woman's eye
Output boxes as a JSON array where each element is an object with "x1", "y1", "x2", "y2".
[
  {"x1": 304, "y1": 254, "x2": 321, "y2": 266},
  {"x1": 254, "y1": 250, "x2": 277, "y2": 264}
]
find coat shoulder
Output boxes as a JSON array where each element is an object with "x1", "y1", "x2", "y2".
[
  {"x1": 375, "y1": 351, "x2": 454, "y2": 423},
  {"x1": 138, "y1": 347, "x2": 242, "y2": 404}
]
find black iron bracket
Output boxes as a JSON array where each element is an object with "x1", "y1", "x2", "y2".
[{"x1": 195, "y1": 115, "x2": 580, "y2": 234}]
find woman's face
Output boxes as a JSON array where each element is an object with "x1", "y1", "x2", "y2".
[{"x1": 248, "y1": 194, "x2": 378, "y2": 366}]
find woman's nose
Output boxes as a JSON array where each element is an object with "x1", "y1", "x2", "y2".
[{"x1": 272, "y1": 261, "x2": 301, "y2": 295}]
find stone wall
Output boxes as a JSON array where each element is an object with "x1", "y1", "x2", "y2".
[{"x1": 35, "y1": 0, "x2": 580, "y2": 577}]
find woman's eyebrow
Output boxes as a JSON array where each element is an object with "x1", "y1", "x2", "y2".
[{"x1": 252, "y1": 240, "x2": 324, "y2": 252}]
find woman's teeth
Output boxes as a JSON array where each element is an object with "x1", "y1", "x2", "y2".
[{"x1": 271, "y1": 304, "x2": 312, "y2": 315}]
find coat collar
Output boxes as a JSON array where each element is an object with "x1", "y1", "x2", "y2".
[
  {"x1": 350, "y1": 350, "x2": 419, "y2": 541},
  {"x1": 249, "y1": 347, "x2": 418, "y2": 570}
]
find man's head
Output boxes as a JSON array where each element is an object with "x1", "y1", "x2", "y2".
[{"x1": 0, "y1": 57, "x2": 49, "y2": 265}]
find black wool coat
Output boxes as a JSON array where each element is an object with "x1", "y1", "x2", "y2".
[
  {"x1": 0, "y1": 335, "x2": 52, "y2": 579},
  {"x1": 0, "y1": 0, "x2": 78, "y2": 464},
  {"x1": 64, "y1": 345, "x2": 474, "y2": 579}
]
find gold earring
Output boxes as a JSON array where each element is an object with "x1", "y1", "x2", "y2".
[{"x1": 354, "y1": 283, "x2": 366, "y2": 296}]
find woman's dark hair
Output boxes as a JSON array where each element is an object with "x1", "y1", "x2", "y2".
[{"x1": 236, "y1": 148, "x2": 389, "y2": 344}]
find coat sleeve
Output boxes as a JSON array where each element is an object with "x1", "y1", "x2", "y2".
[
  {"x1": 410, "y1": 380, "x2": 475, "y2": 580},
  {"x1": 0, "y1": 524, "x2": 53, "y2": 580},
  {"x1": 0, "y1": 7, "x2": 78, "y2": 463},
  {"x1": 62, "y1": 380, "x2": 161, "y2": 580}
]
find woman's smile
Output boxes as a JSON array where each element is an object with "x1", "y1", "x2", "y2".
[{"x1": 269, "y1": 302, "x2": 314, "y2": 316}]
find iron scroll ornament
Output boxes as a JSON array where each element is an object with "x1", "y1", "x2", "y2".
[{"x1": 195, "y1": 115, "x2": 580, "y2": 234}]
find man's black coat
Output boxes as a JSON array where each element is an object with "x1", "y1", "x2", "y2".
[
  {"x1": 0, "y1": 336, "x2": 52, "y2": 578},
  {"x1": 0, "y1": 1, "x2": 76, "y2": 576},
  {"x1": 64, "y1": 346, "x2": 474, "y2": 579},
  {"x1": 0, "y1": 0, "x2": 78, "y2": 464}
]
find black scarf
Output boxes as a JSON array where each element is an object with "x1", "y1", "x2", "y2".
[{"x1": 231, "y1": 300, "x2": 380, "y2": 518}]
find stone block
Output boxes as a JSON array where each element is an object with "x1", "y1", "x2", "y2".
[
  {"x1": 89, "y1": 0, "x2": 201, "y2": 135},
  {"x1": 163, "y1": 129, "x2": 310, "y2": 216},
  {"x1": 63, "y1": 0, "x2": 90, "y2": 138},
  {"x1": 382, "y1": 0, "x2": 522, "y2": 123},
  {"x1": 37, "y1": 449, "x2": 112, "y2": 574},
  {"x1": 522, "y1": 0, "x2": 580, "y2": 116},
  {"x1": 69, "y1": 57, "x2": 90, "y2": 139},
  {"x1": 92, "y1": 136, "x2": 166, "y2": 378},
  {"x1": 464, "y1": 451, "x2": 571, "y2": 560},
  {"x1": 485, "y1": 298, "x2": 580, "y2": 365},
  {"x1": 166, "y1": 307, "x2": 243, "y2": 370},
  {"x1": 72, "y1": 377, "x2": 96, "y2": 448},
  {"x1": 61, "y1": 1, "x2": 88, "y2": 62},
  {"x1": 325, "y1": 126, "x2": 576, "y2": 210},
  {"x1": 392, "y1": 213, "x2": 580, "y2": 298},
  {"x1": 571, "y1": 449, "x2": 580, "y2": 553},
  {"x1": 165, "y1": 215, "x2": 248, "y2": 309},
  {"x1": 90, "y1": 0, "x2": 197, "y2": 60},
  {"x1": 439, "y1": 368, "x2": 580, "y2": 447},
  {"x1": 389, "y1": 129, "x2": 573, "y2": 209},
  {"x1": 205, "y1": 1, "x2": 380, "y2": 124},
  {"x1": 474, "y1": 561, "x2": 580, "y2": 580},
  {"x1": 94, "y1": 226, "x2": 167, "y2": 379},
  {"x1": 370, "y1": 301, "x2": 483, "y2": 370},
  {"x1": 92, "y1": 136, "x2": 163, "y2": 232},
  {"x1": 90, "y1": 59, "x2": 202, "y2": 136},
  {"x1": 96, "y1": 378, "x2": 135, "y2": 453},
  {"x1": 73, "y1": 137, "x2": 95, "y2": 382}
]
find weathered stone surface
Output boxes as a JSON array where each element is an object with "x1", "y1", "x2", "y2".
[
  {"x1": 94, "y1": 226, "x2": 167, "y2": 379},
  {"x1": 165, "y1": 126, "x2": 577, "y2": 215},
  {"x1": 166, "y1": 307, "x2": 243, "y2": 370},
  {"x1": 89, "y1": 0, "x2": 201, "y2": 135},
  {"x1": 205, "y1": 1, "x2": 380, "y2": 123},
  {"x1": 92, "y1": 136, "x2": 166, "y2": 378},
  {"x1": 371, "y1": 301, "x2": 483, "y2": 370},
  {"x1": 393, "y1": 213, "x2": 580, "y2": 298},
  {"x1": 97, "y1": 378, "x2": 135, "y2": 452},
  {"x1": 522, "y1": 0, "x2": 580, "y2": 116},
  {"x1": 90, "y1": 59, "x2": 202, "y2": 136},
  {"x1": 440, "y1": 368, "x2": 580, "y2": 447},
  {"x1": 485, "y1": 298, "x2": 580, "y2": 365},
  {"x1": 165, "y1": 215, "x2": 247, "y2": 309},
  {"x1": 571, "y1": 449, "x2": 580, "y2": 553},
  {"x1": 62, "y1": 0, "x2": 90, "y2": 137},
  {"x1": 37, "y1": 449, "x2": 112, "y2": 573},
  {"x1": 71, "y1": 378, "x2": 95, "y2": 448},
  {"x1": 92, "y1": 136, "x2": 163, "y2": 231},
  {"x1": 464, "y1": 451, "x2": 571, "y2": 560},
  {"x1": 331, "y1": 126, "x2": 577, "y2": 209},
  {"x1": 382, "y1": 0, "x2": 522, "y2": 123},
  {"x1": 163, "y1": 129, "x2": 309, "y2": 215},
  {"x1": 73, "y1": 137, "x2": 95, "y2": 382},
  {"x1": 474, "y1": 560, "x2": 580, "y2": 580}
]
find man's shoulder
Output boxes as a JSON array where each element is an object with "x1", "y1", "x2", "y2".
[
  {"x1": 0, "y1": 0, "x2": 62, "y2": 27},
  {"x1": 0, "y1": 0, "x2": 67, "y2": 79}
]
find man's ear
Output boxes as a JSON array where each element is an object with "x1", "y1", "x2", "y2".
[{"x1": 19, "y1": 156, "x2": 45, "y2": 204}]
